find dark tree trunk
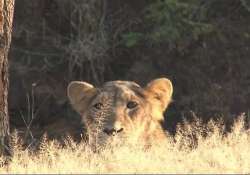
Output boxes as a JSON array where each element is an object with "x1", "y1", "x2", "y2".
[{"x1": 0, "y1": 0, "x2": 14, "y2": 161}]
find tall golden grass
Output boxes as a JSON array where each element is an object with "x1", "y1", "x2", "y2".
[{"x1": 1, "y1": 116, "x2": 250, "y2": 174}]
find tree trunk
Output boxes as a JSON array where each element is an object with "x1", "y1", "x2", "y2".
[{"x1": 0, "y1": 0, "x2": 14, "y2": 161}]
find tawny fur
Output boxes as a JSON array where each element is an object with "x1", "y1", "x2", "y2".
[{"x1": 67, "y1": 78, "x2": 173, "y2": 147}]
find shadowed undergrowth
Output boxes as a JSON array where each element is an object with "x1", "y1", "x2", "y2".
[{"x1": 1, "y1": 116, "x2": 250, "y2": 174}]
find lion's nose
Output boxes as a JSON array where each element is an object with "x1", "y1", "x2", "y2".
[
  {"x1": 103, "y1": 121, "x2": 123, "y2": 135},
  {"x1": 103, "y1": 128, "x2": 124, "y2": 136}
]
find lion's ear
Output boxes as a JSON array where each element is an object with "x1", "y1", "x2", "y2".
[
  {"x1": 144, "y1": 78, "x2": 173, "y2": 121},
  {"x1": 67, "y1": 81, "x2": 97, "y2": 114}
]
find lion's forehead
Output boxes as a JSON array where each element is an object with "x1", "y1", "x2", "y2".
[
  {"x1": 103, "y1": 80, "x2": 141, "y2": 88},
  {"x1": 96, "y1": 81, "x2": 145, "y2": 102}
]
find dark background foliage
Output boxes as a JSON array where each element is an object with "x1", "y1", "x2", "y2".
[{"x1": 8, "y1": 0, "x2": 250, "y2": 140}]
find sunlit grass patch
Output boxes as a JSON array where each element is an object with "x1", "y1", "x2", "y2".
[{"x1": 1, "y1": 116, "x2": 250, "y2": 174}]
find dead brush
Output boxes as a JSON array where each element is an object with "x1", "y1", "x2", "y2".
[
  {"x1": 62, "y1": 0, "x2": 109, "y2": 84},
  {"x1": 1, "y1": 115, "x2": 250, "y2": 173}
]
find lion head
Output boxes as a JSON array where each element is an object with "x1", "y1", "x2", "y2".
[{"x1": 67, "y1": 78, "x2": 173, "y2": 147}]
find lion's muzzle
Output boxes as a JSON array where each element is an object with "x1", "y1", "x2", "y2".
[{"x1": 103, "y1": 128, "x2": 124, "y2": 136}]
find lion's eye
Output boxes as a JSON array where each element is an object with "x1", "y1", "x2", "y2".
[
  {"x1": 127, "y1": 101, "x2": 138, "y2": 109},
  {"x1": 93, "y1": 103, "x2": 104, "y2": 110}
]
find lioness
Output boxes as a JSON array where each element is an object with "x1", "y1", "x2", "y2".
[{"x1": 67, "y1": 78, "x2": 173, "y2": 147}]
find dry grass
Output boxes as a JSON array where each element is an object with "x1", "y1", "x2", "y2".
[{"x1": 1, "y1": 117, "x2": 250, "y2": 174}]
